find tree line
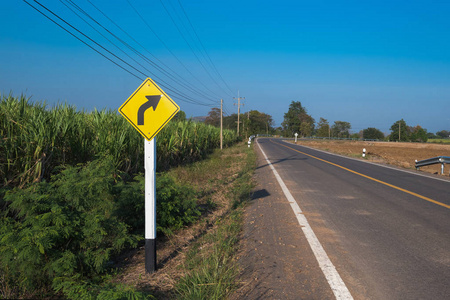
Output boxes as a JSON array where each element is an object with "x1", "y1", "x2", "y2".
[
  {"x1": 204, "y1": 101, "x2": 449, "y2": 142},
  {"x1": 281, "y1": 101, "x2": 447, "y2": 142},
  {"x1": 204, "y1": 107, "x2": 274, "y2": 138}
]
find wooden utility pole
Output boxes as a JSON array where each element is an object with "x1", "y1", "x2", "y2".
[
  {"x1": 242, "y1": 112, "x2": 245, "y2": 135},
  {"x1": 233, "y1": 91, "x2": 245, "y2": 136},
  {"x1": 247, "y1": 111, "x2": 250, "y2": 139},
  {"x1": 220, "y1": 99, "x2": 223, "y2": 150}
]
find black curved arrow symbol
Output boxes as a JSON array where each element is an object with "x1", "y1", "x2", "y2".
[{"x1": 137, "y1": 95, "x2": 161, "y2": 125}]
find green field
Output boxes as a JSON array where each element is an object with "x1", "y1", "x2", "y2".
[
  {"x1": 0, "y1": 94, "x2": 239, "y2": 188},
  {"x1": 0, "y1": 94, "x2": 243, "y2": 299}
]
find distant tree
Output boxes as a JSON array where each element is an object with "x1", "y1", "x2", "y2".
[
  {"x1": 316, "y1": 117, "x2": 330, "y2": 137},
  {"x1": 389, "y1": 119, "x2": 408, "y2": 141},
  {"x1": 427, "y1": 132, "x2": 437, "y2": 139},
  {"x1": 350, "y1": 133, "x2": 360, "y2": 139},
  {"x1": 282, "y1": 101, "x2": 303, "y2": 136},
  {"x1": 282, "y1": 101, "x2": 314, "y2": 137},
  {"x1": 331, "y1": 121, "x2": 351, "y2": 138},
  {"x1": 173, "y1": 110, "x2": 186, "y2": 121},
  {"x1": 436, "y1": 130, "x2": 450, "y2": 139},
  {"x1": 247, "y1": 110, "x2": 274, "y2": 135},
  {"x1": 223, "y1": 113, "x2": 238, "y2": 130},
  {"x1": 409, "y1": 125, "x2": 428, "y2": 142},
  {"x1": 273, "y1": 127, "x2": 283, "y2": 136},
  {"x1": 204, "y1": 107, "x2": 221, "y2": 127},
  {"x1": 299, "y1": 121, "x2": 312, "y2": 137},
  {"x1": 363, "y1": 127, "x2": 384, "y2": 140}
]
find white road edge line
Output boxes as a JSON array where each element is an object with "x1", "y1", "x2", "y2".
[{"x1": 257, "y1": 139, "x2": 353, "y2": 300}]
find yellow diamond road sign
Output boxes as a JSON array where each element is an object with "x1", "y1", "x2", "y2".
[{"x1": 119, "y1": 78, "x2": 180, "y2": 141}]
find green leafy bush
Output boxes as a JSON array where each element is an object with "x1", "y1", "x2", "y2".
[
  {"x1": 0, "y1": 157, "x2": 140, "y2": 298},
  {"x1": 1, "y1": 156, "x2": 201, "y2": 298},
  {"x1": 54, "y1": 278, "x2": 153, "y2": 300},
  {"x1": 114, "y1": 173, "x2": 200, "y2": 236},
  {"x1": 155, "y1": 174, "x2": 200, "y2": 235}
]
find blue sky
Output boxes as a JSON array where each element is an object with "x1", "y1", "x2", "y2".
[{"x1": 1, "y1": 0, "x2": 449, "y2": 134}]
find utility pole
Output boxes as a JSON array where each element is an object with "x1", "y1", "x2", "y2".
[
  {"x1": 399, "y1": 122, "x2": 401, "y2": 141},
  {"x1": 247, "y1": 111, "x2": 250, "y2": 139},
  {"x1": 233, "y1": 91, "x2": 245, "y2": 136},
  {"x1": 220, "y1": 99, "x2": 223, "y2": 150},
  {"x1": 242, "y1": 111, "x2": 245, "y2": 135}
]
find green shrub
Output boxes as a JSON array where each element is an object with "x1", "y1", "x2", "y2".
[
  {"x1": 0, "y1": 157, "x2": 140, "y2": 298},
  {"x1": 113, "y1": 174, "x2": 146, "y2": 235},
  {"x1": 54, "y1": 278, "x2": 153, "y2": 300},
  {"x1": 155, "y1": 173, "x2": 200, "y2": 235},
  {"x1": 114, "y1": 173, "x2": 200, "y2": 236},
  {"x1": 0, "y1": 156, "x2": 202, "y2": 298}
]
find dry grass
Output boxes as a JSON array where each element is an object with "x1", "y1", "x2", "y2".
[
  {"x1": 113, "y1": 143, "x2": 254, "y2": 298},
  {"x1": 291, "y1": 139, "x2": 450, "y2": 176}
]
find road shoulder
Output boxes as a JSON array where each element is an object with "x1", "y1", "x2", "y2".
[{"x1": 231, "y1": 141, "x2": 334, "y2": 299}]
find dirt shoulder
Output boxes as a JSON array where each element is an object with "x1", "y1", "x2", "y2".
[
  {"x1": 113, "y1": 144, "x2": 254, "y2": 298},
  {"x1": 232, "y1": 142, "x2": 334, "y2": 299},
  {"x1": 290, "y1": 139, "x2": 450, "y2": 177}
]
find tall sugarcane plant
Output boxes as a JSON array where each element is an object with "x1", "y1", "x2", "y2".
[{"x1": 0, "y1": 94, "x2": 239, "y2": 188}]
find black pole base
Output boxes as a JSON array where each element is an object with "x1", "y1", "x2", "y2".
[{"x1": 145, "y1": 238, "x2": 157, "y2": 273}]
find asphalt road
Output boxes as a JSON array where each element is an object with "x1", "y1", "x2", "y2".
[{"x1": 254, "y1": 138, "x2": 450, "y2": 299}]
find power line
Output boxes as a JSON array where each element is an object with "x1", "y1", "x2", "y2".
[
  {"x1": 24, "y1": 0, "x2": 216, "y2": 107},
  {"x1": 23, "y1": 0, "x2": 143, "y2": 81},
  {"x1": 84, "y1": 0, "x2": 220, "y2": 104},
  {"x1": 175, "y1": 0, "x2": 235, "y2": 96},
  {"x1": 126, "y1": 0, "x2": 224, "y2": 101},
  {"x1": 158, "y1": 0, "x2": 234, "y2": 98},
  {"x1": 24, "y1": 0, "x2": 231, "y2": 116},
  {"x1": 62, "y1": 0, "x2": 218, "y2": 105}
]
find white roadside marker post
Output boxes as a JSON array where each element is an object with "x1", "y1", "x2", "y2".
[
  {"x1": 295, "y1": 132, "x2": 298, "y2": 144},
  {"x1": 362, "y1": 148, "x2": 366, "y2": 158},
  {"x1": 145, "y1": 138, "x2": 157, "y2": 273}
]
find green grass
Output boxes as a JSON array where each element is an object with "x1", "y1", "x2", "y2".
[
  {"x1": 175, "y1": 211, "x2": 242, "y2": 299},
  {"x1": 428, "y1": 139, "x2": 450, "y2": 144},
  {"x1": 172, "y1": 144, "x2": 256, "y2": 300}
]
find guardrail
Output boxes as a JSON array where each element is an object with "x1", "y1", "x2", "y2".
[{"x1": 415, "y1": 156, "x2": 450, "y2": 175}]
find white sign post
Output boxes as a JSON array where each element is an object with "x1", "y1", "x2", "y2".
[
  {"x1": 145, "y1": 138, "x2": 157, "y2": 272},
  {"x1": 118, "y1": 78, "x2": 180, "y2": 274},
  {"x1": 295, "y1": 132, "x2": 298, "y2": 143}
]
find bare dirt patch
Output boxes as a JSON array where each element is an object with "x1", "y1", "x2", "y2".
[{"x1": 292, "y1": 139, "x2": 450, "y2": 176}]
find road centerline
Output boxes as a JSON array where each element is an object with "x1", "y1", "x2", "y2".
[
  {"x1": 272, "y1": 139, "x2": 450, "y2": 210},
  {"x1": 257, "y1": 139, "x2": 354, "y2": 300}
]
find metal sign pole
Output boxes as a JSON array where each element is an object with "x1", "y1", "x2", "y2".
[{"x1": 145, "y1": 137, "x2": 157, "y2": 273}]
